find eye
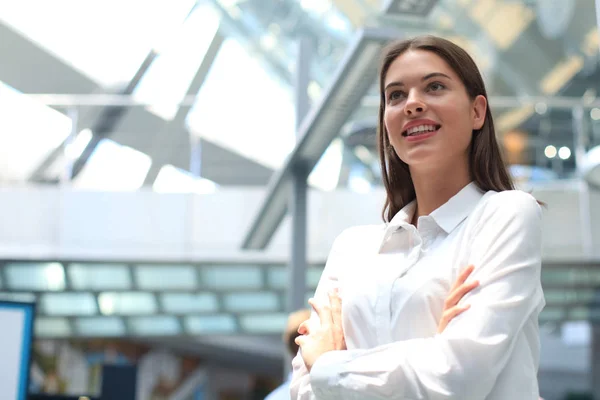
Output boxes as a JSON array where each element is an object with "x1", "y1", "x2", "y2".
[
  {"x1": 387, "y1": 90, "x2": 405, "y2": 102},
  {"x1": 427, "y1": 82, "x2": 445, "y2": 92}
]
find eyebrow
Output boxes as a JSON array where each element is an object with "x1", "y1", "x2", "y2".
[{"x1": 384, "y1": 72, "x2": 452, "y2": 91}]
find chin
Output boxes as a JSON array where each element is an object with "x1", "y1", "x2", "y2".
[
  {"x1": 402, "y1": 150, "x2": 438, "y2": 165},
  {"x1": 404, "y1": 155, "x2": 444, "y2": 172}
]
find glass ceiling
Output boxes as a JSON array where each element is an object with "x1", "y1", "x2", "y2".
[
  {"x1": 0, "y1": 0, "x2": 598, "y2": 189},
  {"x1": 0, "y1": 260, "x2": 596, "y2": 338},
  {"x1": 0, "y1": 0, "x2": 197, "y2": 87}
]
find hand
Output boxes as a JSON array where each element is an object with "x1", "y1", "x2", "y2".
[
  {"x1": 438, "y1": 264, "x2": 480, "y2": 333},
  {"x1": 295, "y1": 289, "x2": 347, "y2": 371}
]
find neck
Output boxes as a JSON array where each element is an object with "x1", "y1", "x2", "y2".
[{"x1": 410, "y1": 160, "x2": 471, "y2": 222}]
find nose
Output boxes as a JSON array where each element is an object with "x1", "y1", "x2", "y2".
[{"x1": 404, "y1": 90, "x2": 426, "y2": 116}]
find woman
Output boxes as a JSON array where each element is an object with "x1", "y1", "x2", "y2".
[{"x1": 291, "y1": 36, "x2": 544, "y2": 399}]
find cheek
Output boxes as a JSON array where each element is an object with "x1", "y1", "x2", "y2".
[{"x1": 384, "y1": 108, "x2": 403, "y2": 141}]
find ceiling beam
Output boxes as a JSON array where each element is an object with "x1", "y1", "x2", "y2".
[{"x1": 241, "y1": 27, "x2": 404, "y2": 250}]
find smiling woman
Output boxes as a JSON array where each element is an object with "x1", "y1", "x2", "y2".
[
  {"x1": 291, "y1": 36, "x2": 544, "y2": 400},
  {"x1": 378, "y1": 36, "x2": 514, "y2": 223}
]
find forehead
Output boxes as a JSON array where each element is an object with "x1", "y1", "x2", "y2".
[{"x1": 384, "y1": 50, "x2": 457, "y2": 85}]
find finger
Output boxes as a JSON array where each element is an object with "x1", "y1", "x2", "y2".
[
  {"x1": 297, "y1": 320, "x2": 309, "y2": 335},
  {"x1": 446, "y1": 304, "x2": 471, "y2": 320},
  {"x1": 295, "y1": 334, "x2": 307, "y2": 347},
  {"x1": 328, "y1": 289, "x2": 344, "y2": 346},
  {"x1": 450, "y1": 265, "x2": 475, "y2": 292},
  {"x1": 308, "y1": 298, "x2": 331, "y2": 329},
  {"x1": 438, "y1": 304, "x2": 470, "y2": 333},
  {"x1": 328, "y1": 289, "x2": 342, "y2": 326},
  {"x1": 445, "y1": 280, "x2": 479, "y2": 309}
]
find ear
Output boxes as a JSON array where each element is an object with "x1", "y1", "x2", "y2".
[{"x1": 472, "y1": 95, "x2": 487, "y2": 130}]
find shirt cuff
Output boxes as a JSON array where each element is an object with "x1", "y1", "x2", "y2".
[{"x1": 310, "y1": 350, "x2": 352, "y2": 398}]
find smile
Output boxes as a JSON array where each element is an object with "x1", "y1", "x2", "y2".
[{"x1": 402, "y1": 124, "x2": 441, "y2": 137}]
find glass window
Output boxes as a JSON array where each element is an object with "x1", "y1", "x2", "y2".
[
  {"x1": 69, "y1": 263, "x2": 132, "y2": 290},
  {"x1": 0, "y1": 292, "x2": 36, "y2": 303},
  {"x1": 539, "y1": 307, "x2": 564, "y2": 322},
  {"x1": 185, "y1": 315, "x2": 236, "y2": 334},
  {"x1": 269, "y1": 266, "x2": 324, "y2": 290},
  {"x1": 35, "y1": 317, "x2": 71, "y2": 337},
  {"x1": 201, "y1": 266, "x2": 263, "y2": 289},
  {"x1": 305, "y1": 291, "x2": 313, "y2": 305},
  {"x1": 239, "y1": 313, "x2": 288, "y2": 334},
  {"x1": 5, "y1": 262, "x2": 65, "y2": 291},
  {"x1": 187, "y1": 38, "x2": 296, "y2": 169},
  {"x1": 160, "y1": 293, "x2": 218, "y2": 314},
  {"x1": 267, "y1": 267, "x2": 286, "y2": 289},
  {"x1": 0, "y1": 0, "x2": 196, "y2": 86},
  {"x1": 223, "y1": 292, "x2": 279, "y2": 312},
  {"x1": 97, "y1": 292, "x2": 157, "y2": 315},
  {"x1": 590, "y1": 308, "x2": 600, "y2": 322},
  {"x1": 73, "y1": 139, "x2": 152, "y2": 191},
  {"x1": 308, "y1": 138, "x2": 344, "y2": 191},
  {"x1": 41, "y1": 293, "x2": 97, "y2": 316},
  {"x1": 133, "y1": 3, "x2": 220, "y2": 120},
  {"x1": 135, "y1": 265, "x2": 197, "y2": 290},
  {"x1": 307, "y1": 267, "x2": 324, "y2": 288},
  {"x1": 569, "y1": 307, "x2": 590, "y2": 321},
  {"x1": 153, "y1": 165, "x2": 218, "y2": 194},
  {"x1": 0, "y1": 82, "x2": 72, "y2": 182},
  {"x1": 76, "y1": 317, "x2": 126, "y2": 337},
  {"x1": 129, "y1": 316, "x2": 180, "y2": 336},
  {"x1": 542, "y1": 269, "x2": 575, "y2": 285}
]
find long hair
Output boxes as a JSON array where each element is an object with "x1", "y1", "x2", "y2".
[{"x1": 378, "y1": 35, "x2": 515, "y2": 222}]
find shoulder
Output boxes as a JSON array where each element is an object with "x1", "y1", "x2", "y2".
[{"x1": 473, "y1": 190, "x2": 542, "y2": 228}]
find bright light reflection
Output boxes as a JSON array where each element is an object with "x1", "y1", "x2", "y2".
[
  {"x1": 308, "y1": 139, "x2": 343, "y2": 191},
  {"x1": 300, "y1": 0, "x2": 331, "y2": 15},
  {"x1": 0, "y1": 81, "x2": 71, "y2": 181},
  {"x1": 73, "y1": 139, "x2": 152, "y2": 191},
  {"x1": 0, "y1": 0, "x2": 196, "y2": 86},
  {"x1": 558, "y1": 146, "x2": 571, "y2": 160},
  {"x1": 153, "y1": 165, "x2": 218, "y2": 194},
  {"x1": 348, "y1": 176, "x2": 371, "y2": 194},
  {"x1": 65, "y1": 129, "x2": 93, "y2": 159},
  {"x1": 99, "y1": 295, "x2": 115, "y2": 316},
  {"x1": 544, "y1": 145, "x2": 557, "y2": 159},
  {"x1": 44, "y1": 263, "x2": 65, "y2": 291},
  {"x1": 187, "y1": 39, "x2": 296, "y2": 169}
]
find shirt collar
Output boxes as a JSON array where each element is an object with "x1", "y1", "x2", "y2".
[{"x1": 386, "y1": 182, "x2": 485, "y2": 234}]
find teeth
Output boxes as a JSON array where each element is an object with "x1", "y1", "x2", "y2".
[{"x1": 406, "y1": 125, "x2": 437, "y2": 136}]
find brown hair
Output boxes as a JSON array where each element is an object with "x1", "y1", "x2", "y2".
[{"x1": 377, "y1": 35, "x2": 515, "y2": 222}]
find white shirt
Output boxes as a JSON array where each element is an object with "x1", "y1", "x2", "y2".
[{"x1": 291, "y1": 182, "x2": 545, "y2": 400}]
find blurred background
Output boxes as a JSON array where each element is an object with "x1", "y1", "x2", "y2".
[{"x1": 0, "y1": 0, "x2": 600, "y2": 399}]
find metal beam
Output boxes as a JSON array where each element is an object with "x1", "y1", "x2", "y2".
[
  {"x1": 288, "y1": 37, "x2": 313, "y2": 315},
  {"x1": 241, "y1": 28, "x2": 399, "y2": 249},
  {"x1": 143, "y1": 29, "x2": 226, "y2": 185},
  {"x1": 0, "y1": 21, "x2": 97, "y2": 94},
  {"x1": 28, "y1": 49, "x2": 159, "y2": 182},
  {"x1": 382, "y1": 0, "x2": 439, "y2": 17},
  {"x1": 29, "y1": 3, "x2": 200, "y2": 182}
]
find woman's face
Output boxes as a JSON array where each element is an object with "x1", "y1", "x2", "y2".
[{"x1": 383, "y1": 50, "x2": 486, "y2": 172}]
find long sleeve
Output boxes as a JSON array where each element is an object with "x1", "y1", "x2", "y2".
[
  {"x1": 304, "y1": 191, "x2": 544, "y2": 400},
  {"x1": 290, "y1": 227, "x2": 355, "y2": 400}
]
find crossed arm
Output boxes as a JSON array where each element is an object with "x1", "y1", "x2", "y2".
[{"x1": 290, "y1": 192, "x2": 543, "y2": 399}]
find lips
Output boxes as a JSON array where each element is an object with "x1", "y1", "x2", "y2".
[
  {"x1": 402, "y1": 125, "x2": 441, "y2": 137},
  {"x1": 401, "y1": 119, "x2": 442, "y2": 137}
]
